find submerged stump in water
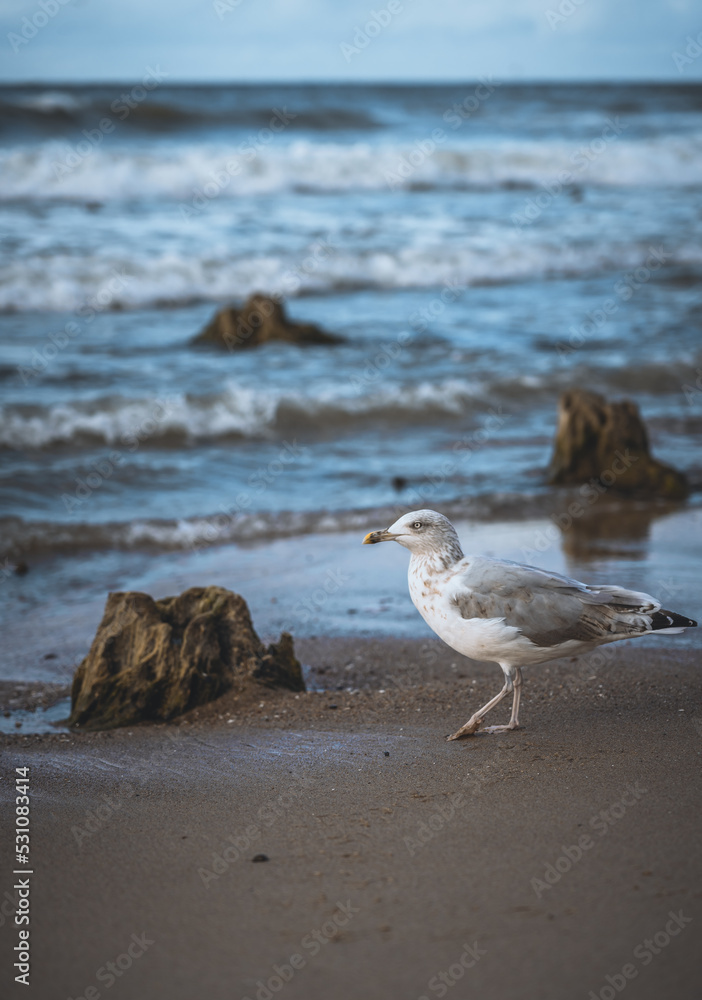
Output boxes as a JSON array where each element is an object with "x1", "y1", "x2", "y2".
[
  {"x1": 192, "y1": 293, "x2": 343, "y2": 350},
  {"x1": 548, "y1": 389, "x2": 688, "y2": 500},
  {"x1": 69, "y1": 586, "x2": 304, "y2": 730}
]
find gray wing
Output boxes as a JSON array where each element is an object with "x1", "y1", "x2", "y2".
[{"x1": 451, "y1": 556, "x2": 659, "y2": 647}]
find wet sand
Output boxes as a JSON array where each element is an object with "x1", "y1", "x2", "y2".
[
  {"x1": 1, "y1": 639, "x2": 701, "y2": 1000},
  {"x1": 3, "y1": 503, "x2": 701, "y2": 687}
]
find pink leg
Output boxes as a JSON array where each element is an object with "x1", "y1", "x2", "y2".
[{"x1": 447, "y1": 666, "x2": 523, "y2": 740}]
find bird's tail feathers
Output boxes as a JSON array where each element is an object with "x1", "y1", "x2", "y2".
[{"x1": 650, "y1": 609, "x2": 697, "y2": 632}]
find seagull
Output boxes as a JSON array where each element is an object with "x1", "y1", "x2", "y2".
[{"x1": 363, "y1": 509, "x2": 697, "y2": 740}]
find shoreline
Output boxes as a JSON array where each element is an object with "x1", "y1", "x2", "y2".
[{"x1": 2, "y1": 504, "x2": 701, "y2": 687}]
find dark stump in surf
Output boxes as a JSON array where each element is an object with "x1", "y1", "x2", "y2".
[
  {"x1": 548, "y1": 389, "x2": 688, "y2": 500},
  {"x1": 69, "y1": 586, "x2": 304, "y2": 730},
  {"x1": 192, "y1": 293, "x2": 343, "y2": 350}
]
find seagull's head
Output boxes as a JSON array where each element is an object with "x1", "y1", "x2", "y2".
[{"x1": 363, "y1": 509, "x2": 463, "y2": 561}]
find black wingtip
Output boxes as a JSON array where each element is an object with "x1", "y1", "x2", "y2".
[{"x1": 651, "y1": 609, "x2": 698, "y2": 630}]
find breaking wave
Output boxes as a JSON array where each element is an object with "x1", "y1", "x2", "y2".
[
  {"x1": 0, "y1": 380, "x2": 493, "y2": 449},
  {"x1": 2, "y1": 240, "x2": 700, "y2": 313},
  {"x1": 2, "y1": 133, "x2": 702, "y2": 206}
]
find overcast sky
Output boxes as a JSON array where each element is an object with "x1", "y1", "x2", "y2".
[{"x1": 2, "y1": 0, "x2": 701, "y2": 82}]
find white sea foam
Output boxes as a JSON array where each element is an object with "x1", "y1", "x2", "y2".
[
  {"x1": 1, "y1": 134, "x2": 702, "y2": 205},
  {"x1": 0, "y1": 493, "x2": 553, "y2": 558},
  {"x1": 12, "y1": 91, "x2": 85, "y2": 115},
  {"x1": 0, "y1": 507, "x2": 376, "y2": 558},
  {"x1": 0, "y1": 379, "x2": 491, "y2": 449},
  {"x1": 2, "y1": 238, "x2": 700, "y2": 313}
]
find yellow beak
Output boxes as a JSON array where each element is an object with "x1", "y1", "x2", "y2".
[{"x1": 363, "y1": 529, "x2": 397, "y2": 545}]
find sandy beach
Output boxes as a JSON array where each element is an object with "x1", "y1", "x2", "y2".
[{"x1": 1, "y1": 638, "x2": 701, "y2": 1000}]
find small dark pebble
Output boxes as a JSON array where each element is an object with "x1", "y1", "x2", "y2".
[
  {"x1": 391, "y1": 476, "x2": 408, "y2": 491},
  {"x1": 328, "y1": 704, "x2": 338, "y2": 710},
  {"x1": 252, "y1": 854, "x2": 269, "y2": 863},
  {"x1": 384, "y1": 751, "x2": 390, "y2": 757},
  {"x1": 14, "y1": 561, "x2": 29, "y2": 576},
  {"x1": 43, "y1": 653, "x2": 57, "y2": 660}
]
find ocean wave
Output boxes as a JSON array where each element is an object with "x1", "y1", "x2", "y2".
[
  {"x1": 0, "y1": 92, "x2": 380, "y2": 134},
  {"x1": 1, "y1": 134, "x2": 702, "y2": 204},
  {"x1": 3, "y1": 360, "x2": 699, "y2": 450},
  {"x1": 4, "y1": 488, "x2": 695, "y2": 561},
  {"x1": 6, "y1": 90, "x2": 86, "y2": 117},
  {"x1": 0, "y1": 504, "x2": 451, "y2": 559},
  {"x1": 0, "y1": 380, "x2": 491, "y2": 449},
  {"x1": 2, "y1": 240, "x2": 700, "y2": 313},
  {"x1": 0, "y1": 507, "x2": 415, "y2": 558}
]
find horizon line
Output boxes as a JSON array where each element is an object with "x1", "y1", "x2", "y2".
[{"x1": 2, "y1": 76, "x2": 701, "y2": 86}]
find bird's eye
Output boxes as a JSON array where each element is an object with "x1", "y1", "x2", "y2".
[{"x1": 412, "y1": 521, "x2": 423, "y2": 529}]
